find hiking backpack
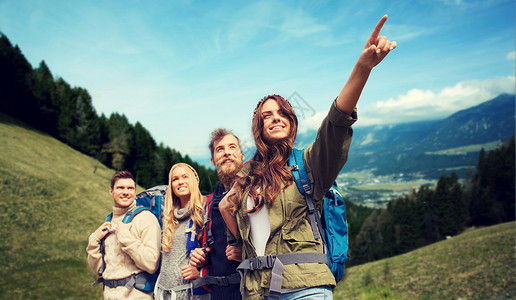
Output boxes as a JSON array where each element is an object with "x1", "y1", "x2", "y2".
[
  {"x1": 288, "y1": 148, "x2": 349, "y2": 282},
  {"x1": 134, "y1": 184, "x2": 167, "y2": 228},
  {"x1": 94, "y1": 185, "x2": 167, "y2": 292}
]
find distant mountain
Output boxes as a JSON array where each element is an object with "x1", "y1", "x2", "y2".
[
  {"x1": 295, "y1": 94, "x2": 515, "y2": 178},
  {"x1": 411, "y1": 93, "x2": 515, "y2": 151}
]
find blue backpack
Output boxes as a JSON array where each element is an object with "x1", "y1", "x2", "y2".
[
  {"x1": 288, "y1": 148, "x2": 350, "y2": 282},
  {"x1": 134, "y1": 185, "x2": 167, "y2": 228},
  {"x1": 94, "y1": 185, "x2": 167, "y2": 292}
]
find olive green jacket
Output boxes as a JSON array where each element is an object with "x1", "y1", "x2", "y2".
[{"x1": 231, "y1": 101, "x2": 357, "y2": 299}]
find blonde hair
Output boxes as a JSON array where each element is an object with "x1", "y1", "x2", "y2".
[{"x1": 161, "y1": 163, "x2": 205, "y2": 253}]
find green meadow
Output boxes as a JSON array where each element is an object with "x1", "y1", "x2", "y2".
[
  {"x1": 1, "y1": 113, "x2": 514, "y2": 299},
  {"x1": 1, "y1": 113, "x2": 113, "y2": 299},
  {"x1": 334, "y1": 221, "x2": 515, "y2": 299}
]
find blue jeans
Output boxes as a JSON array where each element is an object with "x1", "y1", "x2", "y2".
[{"x1": 264, "y1": 286, "x2": 333, "y2": 299}]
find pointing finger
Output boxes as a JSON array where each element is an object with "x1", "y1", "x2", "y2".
[{"x1": 370, "y1": 15, "x2": 388, "y2": 40}]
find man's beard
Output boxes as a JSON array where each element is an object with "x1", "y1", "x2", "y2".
[{"x1": 216, "y1": 159, "x2": 243, "y2": 189}]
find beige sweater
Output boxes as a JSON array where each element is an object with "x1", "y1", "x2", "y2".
[{"x1": 87, "y1": 201, "x2": 162, "y2": 300}]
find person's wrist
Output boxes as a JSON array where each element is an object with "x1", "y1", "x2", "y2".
[{"x1": 355, "y1": 61, "x2": 373, "y2": 73}]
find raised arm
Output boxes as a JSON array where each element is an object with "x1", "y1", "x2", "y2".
[{"x1": 336, "y1": 15, "x2": 397, "y2": 114}]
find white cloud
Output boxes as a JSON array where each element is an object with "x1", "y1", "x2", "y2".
[
  {"x1": 507, "y1": 51, "x2": 515, "y2": 60},
  {"x1": 298, "y1": 111, "x2": 327, "y2": 134},
  {"x1": 359, "y1": 132, "x2": 376, "y2": 146},
  {"x1": 300, "y1": 76, "x2": 515, "y2": 130},
  {"x1": 359, "y1": 76, "x2": 515, "y2": 126}
]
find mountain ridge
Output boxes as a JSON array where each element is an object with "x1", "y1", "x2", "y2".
[{"x1": 296, "y1": 93, "x2": 515, "y2": 178}]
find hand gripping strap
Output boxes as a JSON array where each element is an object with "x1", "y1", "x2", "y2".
[{"x1": 95, "y1": 208, "x2": 149, "y2": 283}]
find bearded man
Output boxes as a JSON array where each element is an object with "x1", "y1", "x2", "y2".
[{"x1": 189, "y1": 128, "x2": 245, "y2": 300}]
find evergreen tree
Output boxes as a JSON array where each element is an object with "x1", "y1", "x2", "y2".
[
  {"x1": 0, "y1": 34, "x2": 35, "y2": 123},
  {"x1": 55, "y1": 78, "x2": 76, "y2": 143},
  {"x1": 390, "y1": 194, "x2": 424, "y2": 254},
  {"x1": 127, "y1": 122, "x2": 158, "y2": 188},
  {"x1": 0, "y1": 31, "x2": 218, "y2": 195},
  {"x1": 31, "y1": 61, "x2": 58, "y2": 136},
  {"x1": 433, "y1": 174, "x2": 455, "y2": 237},
  {"x1": 103, "y1": 113, "x2": 132, "y2": 170},
  {"x1": 353, "y1": 210, "x2": 382, "y2": 264},
  {"x1": 467, "y1": 137, "x2": 515, "y2": 225},
  {"x1": 156, "y1": 143, "x2": 173, "y2": 185},
  {"x1": 417, "y1": 185, "x2": 440, "y2": 245},
  {"x1": 96, "y1": 114, "x2": 110, "y2": 165},
  {"x1": 377, "y1": 207, "x2": 396, "y2": 258},
  {"x1": 69, "y1": 88, "x2": 103, "y2": 156},
  {"x1": 449, "y1": 172, "x2": 467, "y2": 233}
]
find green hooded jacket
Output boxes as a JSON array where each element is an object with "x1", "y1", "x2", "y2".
[{"x1": 229, "y1": 100, "x2": 357, "y2": 299}]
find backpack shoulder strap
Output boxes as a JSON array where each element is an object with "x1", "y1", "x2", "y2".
[
  {"x1": 186, "y1": 219, "x2": 198, "y2": 253},
  {"x1": 201, "y1": 194, "x2": 214, "y2": 249},
  {"x1": 288, "y1": 149, "x2": 323, "y2": 241},
  {"x1": 122, "y1": 206, "x2": 150, "y2": 224},
  {"x1": 97, "y1": 213, "x2": 113, "y2": 276},
  {"x1": 105, "y1": 212, "x2": 113, "y2": 222},
  {"x1": 288, "y1": 149, "x2": 312, "y2": 195}
]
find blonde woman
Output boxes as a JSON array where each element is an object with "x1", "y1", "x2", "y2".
[{"x1": 155, "y1": 163, "x2": 209, "y2": 300}]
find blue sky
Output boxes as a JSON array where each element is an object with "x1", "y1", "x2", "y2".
[{"x1": 0, "y1": 0, "x2": 514, "y2": 164}]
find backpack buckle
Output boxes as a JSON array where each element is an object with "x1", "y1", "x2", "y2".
[{"x1": 215, "y1": 276, "x2": 230, "y2": 286}]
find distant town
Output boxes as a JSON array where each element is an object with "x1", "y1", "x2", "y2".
[{"x1": 337, "y1": 171, "x2": 436, "y2": 208}]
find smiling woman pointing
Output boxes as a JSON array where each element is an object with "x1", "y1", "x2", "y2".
[{"x1": 219, "y1": 15, "x2": 397, "y2": 300}]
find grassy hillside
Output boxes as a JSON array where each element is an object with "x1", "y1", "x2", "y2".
[
  {"x1": 1, "y1": 112, "x2": 514, "y2": 299},
  {"x1": 334, "y1": 221, "x2": 516, "y2": 299},
  {"x1": 0, "y1": 113, "x2": 122, "y2": 299}
]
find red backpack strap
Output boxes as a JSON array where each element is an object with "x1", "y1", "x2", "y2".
[{"x1": 201, "y1": 194, "x2": 214, "y2": 249}]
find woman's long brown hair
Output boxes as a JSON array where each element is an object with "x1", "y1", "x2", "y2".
[{"x1": 230, "y1": 94, "x2": 298, "y2": 213}]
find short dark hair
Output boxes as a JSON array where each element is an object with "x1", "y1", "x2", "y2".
[
  {"x1": 208, "y1": 128, "x2": 241, "y2": 158},
  {"x1": 110, "y1": 171, "x2": 135, "y2": 189}
]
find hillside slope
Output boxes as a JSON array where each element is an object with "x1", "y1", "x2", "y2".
[
  {"x1": 1, "y1": 112, "x2": 514, "y2": 299},
  {"x1": 334, "y1": 221, "x2": 516, "y2": 299},
  {"x1": 0, "y1": 113, "x2": 121, "y2": 299}
]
